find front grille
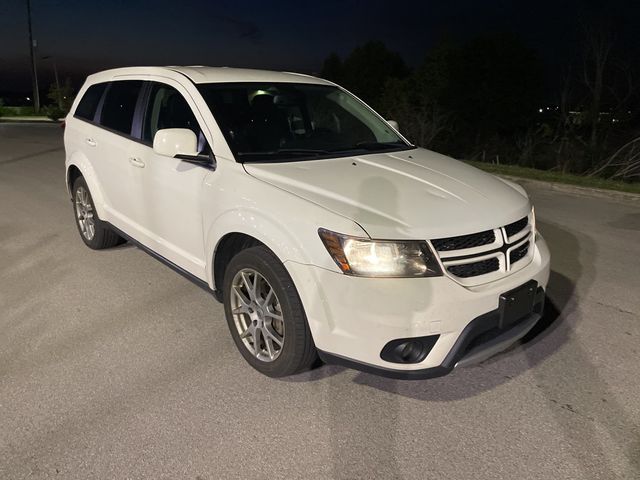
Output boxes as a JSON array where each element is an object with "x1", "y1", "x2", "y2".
[
  {"x1": 431, "y1": 230, "x2": 495, "y2": 252},
  {"x1": 432, "y1": 214, "x2": 532, "y2": 282},
  {"x1": 447, "y1": 258, "x2": 499, "y2": 278},
  {"x1": 504, "y1": 216, "x2": 528, "y2": 237},
  {"x1": 509, "y1": 242, "x2": 529, "y2": 264}
]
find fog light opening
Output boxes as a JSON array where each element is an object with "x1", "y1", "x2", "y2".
[{"x1": 380, "y1": 335, "x2": 440, "y2": 364}]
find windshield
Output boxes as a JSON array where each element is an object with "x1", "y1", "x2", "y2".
[{"x1": 197, "y1": 82, "x2": 413, "y2": 162}]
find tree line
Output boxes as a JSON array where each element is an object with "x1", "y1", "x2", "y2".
[{"x1": 320, "y1": 30, "x2": 640, "y2": 182}]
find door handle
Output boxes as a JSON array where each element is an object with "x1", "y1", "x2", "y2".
[
  {"x1": 85, "y1": 138, "x2": 96, "y2": 147},
  {"x1": 128, "y1": 157, "x2": 145, "y2": 168}
]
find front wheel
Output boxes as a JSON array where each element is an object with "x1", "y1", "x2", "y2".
[{"x1": 223, "y1": 246, "x2": 317, "y2": 377}]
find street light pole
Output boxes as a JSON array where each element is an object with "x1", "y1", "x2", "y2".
[
  {"x1": 52, "y1": 60, "x2": 61, "y2": 108},
  {"x1": 26, "y1": 0, "x2": 40, "y2": 113}
]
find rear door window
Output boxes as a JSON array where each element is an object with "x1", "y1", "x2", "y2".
[
  {"x1": 99, "y1": 81, "x2": 143, "y2": 135},
  {"x1": 74, "y1": 83, "x2": 107, "y2": 121}
]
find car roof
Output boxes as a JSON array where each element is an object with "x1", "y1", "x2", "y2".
[{"x1": 85, "y1": 66, "x2": 333, "y2": 86}]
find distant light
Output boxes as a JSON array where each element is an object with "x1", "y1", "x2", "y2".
[
  {"x1": 63, "y1": 96, "x2": 67, "y2": 99},
  {"x1": 538, "y1": 108, "x2": 543, "y2": 113},
  {"x1": 26, "y1": 96, "x2": 31, "y2": 101},
  {"x1": 546, "y1": 107, "x2": 550, "y2": 110}
]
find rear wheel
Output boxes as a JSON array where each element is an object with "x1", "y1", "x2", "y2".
[
  {"x1": 223, "y1": 246, "x2": 317, "y2": 377},
  {"x1": 72, "y1": 176, "x2": 123, "y2": 249}
]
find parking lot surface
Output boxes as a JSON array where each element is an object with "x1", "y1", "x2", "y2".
[{"x1": 1, "y1": 123, "x2": 639, "y2": 479}]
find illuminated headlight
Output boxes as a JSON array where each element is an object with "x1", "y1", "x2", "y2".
[{"x1": 318, "y1": 229, "x2": 442, "y2": 278}]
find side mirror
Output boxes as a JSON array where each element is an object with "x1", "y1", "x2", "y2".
[
  {"x1": 386, "y1": 120, "x2": 400, "y2": 132},
  {"x1": 153, "y1": 128, "x2": 199, "y2": 158}
]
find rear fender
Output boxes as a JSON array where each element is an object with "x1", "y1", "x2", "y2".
[{"x1": 65, "y1": 151, "x2": 109, "y2": 220}]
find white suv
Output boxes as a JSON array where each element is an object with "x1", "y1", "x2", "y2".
[{"x1": 64, "y1": 66, "x2": 550, "y2": 379}]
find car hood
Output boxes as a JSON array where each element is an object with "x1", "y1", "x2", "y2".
[{"x1": 243, "y1": 148, "x2": 531, "y2": 240}]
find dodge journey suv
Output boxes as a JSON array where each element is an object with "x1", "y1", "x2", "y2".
[{"x1": 64, "y1": 66, "x2": 550, "y2": 379}]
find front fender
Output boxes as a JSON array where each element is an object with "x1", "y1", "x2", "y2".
[{"x1": 204, "y1": 206, "x2": 366, "y2": 290}]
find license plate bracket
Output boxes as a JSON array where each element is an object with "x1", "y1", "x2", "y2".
[{"x1": 499, "y1": 280, "x2": 538, "y2": 328}]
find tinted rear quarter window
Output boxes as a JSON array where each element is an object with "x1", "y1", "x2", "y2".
[
  {"x1": 99, "y1": 81, "x2": 143, "y2": 135},
  {"x1": 74, "y1": 83, "x2": 107, "y2": 121}
]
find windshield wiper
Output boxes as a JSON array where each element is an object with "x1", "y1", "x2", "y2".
[
  {"x1": 326, "y1": 141, "x2": 406, "y2": 153},
  {"x1": 353, "y1": 141, "x2": 405, "y2": 150},
  {"x1": 237, "y1": 143, "x2": 412, "y2": 163},
  {"x1": 275, "y1": 148, "x2": 333, "y2": 155},
  {"x1": 238, "y1": 148, "x2": 331, "y2": 157}
]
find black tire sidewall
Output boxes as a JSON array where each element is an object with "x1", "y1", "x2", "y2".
[{"x1": 222, "y1": 246, "x2": 315, "y2": 377}]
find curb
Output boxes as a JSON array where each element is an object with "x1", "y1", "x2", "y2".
[{"x1": 500, "y1": 174, "x2": 640, "y2": 203}]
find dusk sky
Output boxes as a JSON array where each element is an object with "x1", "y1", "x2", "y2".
[{"x1": 1, "y1": 0, "x2": 638, "y2": 94}]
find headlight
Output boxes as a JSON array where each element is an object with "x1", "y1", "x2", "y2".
[
  {"x1": 318, "y1": 228, "x2": 442, "y2": 278},
  {"x1": 531, "y1": 206, "x2": 536, "y2": 233}
]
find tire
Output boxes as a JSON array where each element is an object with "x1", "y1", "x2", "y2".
[
  {"x1": 223, "y1": 245, "x2": 317, "y2": 377},
  {"x1": 72, "y1": 176, "x2": 124, "y2": 250}
]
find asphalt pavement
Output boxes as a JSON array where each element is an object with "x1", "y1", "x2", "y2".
[{"x1": 1, "y1": 123, "x2": 639, "y2": 479}]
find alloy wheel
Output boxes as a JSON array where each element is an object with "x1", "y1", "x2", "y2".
[
  {"x1": 230, "y1": 268, "x2": 285, "y2": 362},
  {"x1": 75, "y1": 186, "x2": 95, "y2": 240}
]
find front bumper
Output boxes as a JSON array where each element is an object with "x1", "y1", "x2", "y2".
[
  {"x1": 285, "y1": 234, "x2": 551, "y2": 377},
  {"x1": 317, "y1": 288, "x2": 544, "y2": 379}
]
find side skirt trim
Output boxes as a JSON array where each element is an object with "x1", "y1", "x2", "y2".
[{"x1": 108, "y1": 223, "x2": 222, "y2": 302}]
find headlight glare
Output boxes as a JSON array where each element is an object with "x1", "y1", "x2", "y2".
[{"x1": 319, "y1": 229, "x2": 442, "y2": 278}]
